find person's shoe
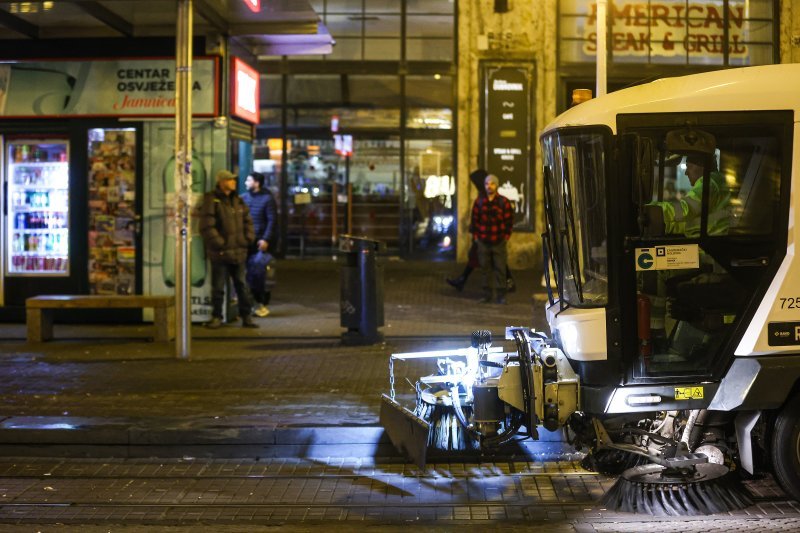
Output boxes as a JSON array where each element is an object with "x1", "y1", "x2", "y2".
[
  {"x1": 506, "y1": 277, "x2": 516, "y2": 293},
  {"x1": 495, "y1": 296, "x2": 507, "y2": 305},
  {"x1": 254, "y1": 305, "x2": 270, "y2": 317},
  {"x1": 446, "y1": 276, "x2": 466, "y2": 292},
  {"x1": 241, "y1": 316, "x2": 260, "y2": 328},
  {"x1": 205, "y1": 317, "x2": 223, "y2": 329}
]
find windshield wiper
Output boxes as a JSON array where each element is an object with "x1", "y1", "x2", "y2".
[{"x1": 542, "y1": 166, "x2": 563, "y2": 304}]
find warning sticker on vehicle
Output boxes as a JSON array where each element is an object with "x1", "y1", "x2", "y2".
[
  {"x1": 675, "y1": 386, "x2": 704, "y2": 400},
  {"x1": 635, "y1": 245, "x2": 700, "y2": 271}
]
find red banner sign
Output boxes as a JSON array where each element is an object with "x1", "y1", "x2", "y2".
[
  {"x1": 231, "y1": 57, "x2": 259, "y2": 124},
  {"x1": 242, "y1": 0, "x2": 260, "y2": 13}
]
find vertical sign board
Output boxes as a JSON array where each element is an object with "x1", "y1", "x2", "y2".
[
  {"x1": 481, "y1": 62, "x2": 534, "y2": 230},
  {"x1": 231, "y1": 57, "x2": 260, "y2": 124}
]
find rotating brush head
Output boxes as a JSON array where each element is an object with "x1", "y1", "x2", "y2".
[{"x1": 601, "y1": 463, "x2": 753, "y2": 516}]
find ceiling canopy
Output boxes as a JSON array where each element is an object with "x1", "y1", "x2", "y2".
[{"x1": 0, "y1": 0, "x2": 332, "y2": 56}]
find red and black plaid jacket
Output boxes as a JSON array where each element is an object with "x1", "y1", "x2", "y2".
[{"x1": 471, "y1": 194, "x2": 514, "y2": 244}]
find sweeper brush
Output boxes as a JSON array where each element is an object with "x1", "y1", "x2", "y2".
[{"x1": 601, "y1": 463, "x2": 753, "y2": 516}]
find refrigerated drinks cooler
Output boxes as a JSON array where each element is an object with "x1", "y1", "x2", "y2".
[{"x1": 6, "y1": 140, "x2": 70, "y2": 276}]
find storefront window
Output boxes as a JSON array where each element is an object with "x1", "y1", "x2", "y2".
[
  {"x1": 257, "y1": 1, "x2": 456, "y2": 258},
  {"x1": 282, "y1": 136, "x2": 402, "y2": 254},
  {"x1": 350, "y1": 75, "x2": 401, "y2": 106},
  {"x1": 559, "y1": 0, "x2": 777, "y2": 66},
  {"x1": 404, "y1": 139, "x2": 455, "y2": 255},
  {"x1": 406, "y1": 75, "x2": 453, "y2": 129},
  {"x1": 287, "y1": 75, "x2": 342, "y2": 105}
]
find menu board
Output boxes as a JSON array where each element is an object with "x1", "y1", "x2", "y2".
[{"x1": 481, "y1": 62, "x2": 535, "y2": 230}]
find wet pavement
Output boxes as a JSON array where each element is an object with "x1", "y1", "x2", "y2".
[
  {"x1": 0, "y1": 456, "x2": 796, "y2": 531},
  {"x1": 0, "y1": 259, "x2": 798, "y2": 529},
  {"x1": 0, "y1": 259, "x2": 548, "y2": 456}
]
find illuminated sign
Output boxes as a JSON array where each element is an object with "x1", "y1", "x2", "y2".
[
  {"x1": 231, "y1": 57, "x2": 259, "y2": 124},
  {"x1": 334, "y1": 134, "x2": 353, "y2": 156},
  {"x1": 584, "y1": 2, "x2": 749, "y2": 58},
  {"x1": 242, "y1": 0, "x2": 260, "y2": 13},
  {"x1": 482, "y1": 63, "x2": 533, "y2": 230},
  {"x1": 0, "y1": 57, "x2": 218, "y2": 117},
  {"x1": 558, "y1": 0, "x2": 775, "y2": 64}
]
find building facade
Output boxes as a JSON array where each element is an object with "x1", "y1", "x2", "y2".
[{"x1": 258, "y1": 0, "x2": 798, "y2": 266}]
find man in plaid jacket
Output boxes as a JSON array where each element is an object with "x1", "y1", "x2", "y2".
[{"x1": 470, "y1": 174, "x2": 514, "y2": 304}]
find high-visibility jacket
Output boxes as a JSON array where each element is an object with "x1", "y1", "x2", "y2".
[{"x1": 654, "y1": 171, "x2": 731, "y2": 237}]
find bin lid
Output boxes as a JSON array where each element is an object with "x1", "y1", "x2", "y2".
[{"x1": 338, "y1": 234, "x2": 385, "y2": 252}]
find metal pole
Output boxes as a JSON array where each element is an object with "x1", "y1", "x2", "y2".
[
  {"x1": 331, "y1": 181, "x2": 338, "y2": 246},
  {"x1": 174, "y1": 0, "x2": 193, "y2": 359},
  {"x1": 346, "y1": 155, "x2": 352, "y2": 234},
  {"x1": 596, "y1": 0, "x2": 608, "y2": 97},
  {"x1": 347, "y1": 182, "x2": 353, "y2": 234}
]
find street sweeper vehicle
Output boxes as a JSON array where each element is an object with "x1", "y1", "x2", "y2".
[{"x1": 380, "y1": 63, "x2": 800, "y2": 515}]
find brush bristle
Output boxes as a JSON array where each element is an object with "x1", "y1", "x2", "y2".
[
  {"x1": 426, "y1": 405, "x2": 478, "y2": 451},
  {"x1": 601, "y1": 464, "x2": 753, "y2": 516}
]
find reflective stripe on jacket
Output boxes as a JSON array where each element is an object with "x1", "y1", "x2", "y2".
[{"x1": 654, "y1": 171, "x2": 731, "y2": 237}]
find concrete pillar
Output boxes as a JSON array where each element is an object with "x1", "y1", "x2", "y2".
[{"x1": 781, "y1": 0, "x2": 800, "y2": 64}]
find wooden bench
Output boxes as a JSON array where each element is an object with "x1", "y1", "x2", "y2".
[{"x1": 26, "y1": 295, "x2": 175, "y2": 343}]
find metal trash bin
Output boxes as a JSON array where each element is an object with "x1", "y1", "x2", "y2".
[{"x1": 339, "y1": 234, "x2": 385, "y2": 345}]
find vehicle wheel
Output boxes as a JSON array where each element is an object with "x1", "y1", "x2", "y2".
[{"x1": 771, "y1": 391, "x2": 800, "y2": 502}]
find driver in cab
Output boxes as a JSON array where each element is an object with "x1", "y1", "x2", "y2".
[{"x1": 654, "y1": 154, "x2": 731, "y2": 237}]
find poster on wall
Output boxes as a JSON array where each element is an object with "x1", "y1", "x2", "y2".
[
  {"x1": 87, "y1": 128, "x2": 137, "y2": 295},
  {"x1": 142, "y1": 122, "x2": 226, "y2": 322},
  {"x1": 481, "y1": 61, "x2": 535, "y2": 230}
]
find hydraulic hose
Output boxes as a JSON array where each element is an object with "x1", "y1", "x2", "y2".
[{"x1": 512, "y1": 329, "x2": 538, "y2": 439}]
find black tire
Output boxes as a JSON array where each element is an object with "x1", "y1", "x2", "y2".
[{"x1": 771, "y1": 391, "x2": 800, "y2": 502}]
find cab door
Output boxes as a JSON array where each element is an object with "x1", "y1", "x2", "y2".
[{"x1": 618, "y1": 112, "x2": 791, "y2": 384}]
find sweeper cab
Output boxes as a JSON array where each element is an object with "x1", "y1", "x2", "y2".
[{"x1": 381, "y1": 64, "x2": 800, "y2": 515}]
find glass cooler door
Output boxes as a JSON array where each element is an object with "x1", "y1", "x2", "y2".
[{"x1": 6, "y1": 139, "x2": 70, "y2": 276}]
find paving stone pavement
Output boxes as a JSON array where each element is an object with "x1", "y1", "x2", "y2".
[
  {"x1": 0, "y1": 259, "x2": 547, "y2": 453},
  {"x1": 0, "y1": 259, "x2": 797, "y2": 529},
  {"x1": 0, "y1": 457, "x2": 796, "y2": 530}
]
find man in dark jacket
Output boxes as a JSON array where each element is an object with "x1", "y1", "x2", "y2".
[
  {"x1": 470, "y1": 173, "x2": 514, "y2": 304},
  {"x1": 200, "y1": 169, "x2": 258, "y2": 329},
  {"x1": 242, "y1": 171, "x2": 277, "y2": 317}
]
